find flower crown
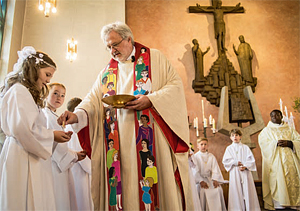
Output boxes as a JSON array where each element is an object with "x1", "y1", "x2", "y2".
[{"x1": 12, "y1": 46, "x2": 56, "y2": 74}]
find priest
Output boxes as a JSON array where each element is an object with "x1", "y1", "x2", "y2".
[
  {"x1": 259, "y1": 109, "x2": 300, "y2": 210},
  {"x1": 58, "y1": 22, "x2": 194, "y2": 210}
]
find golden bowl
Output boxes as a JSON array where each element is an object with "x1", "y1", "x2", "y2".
[{"x1": 101, "y1": 94, "x2": 136, "y2": 108}]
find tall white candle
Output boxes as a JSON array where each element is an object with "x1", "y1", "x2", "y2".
[
  {"x1": 196, "y1": 117, "x2": 198, "y2": 129},
  {"x1": 209, "y1": 115, "x2": 212, "y2": 125},
  {"x1": 279, "y1": 98, "x2": 283, "y2": 113},
  {"x1": 290, "y1": 112, "x2": 295, "y2": 129},
  {"x1": 212, "y1": 118, "x2": 215, "y2": 129},
  {"x1": 193, "y1": 118, "x2": 196, "y2": 128},
  {"x1": 202, "y1": 100, "x2": 205, "y2": 121},
  {"x1": 196, "y1": 129, "x2": 199, "y2": 137},
  {"x1": 285, "y1": 106, "x2": 288, "y2": 118}
]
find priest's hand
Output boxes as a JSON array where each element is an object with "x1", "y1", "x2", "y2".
[
  {"x1": 238, "y1": 161, "x2": 243, "y2": 166},
  {"x1": 277, "y1": 140, "x2": 293, "y2": 149},
  {"x1": 200, "y1": 181, "x2": 209, "y2": 189},
  {"x1": 77, "y1": 150, "x2": 87, "y2": 162},
  {"x1": 57, "y1": 111, "x2": 78, "y2": 126},
  {"x1": 54, "y1": 131, "x2": 73, "y2": 143},
  {"x1": 124, "y1": 95, "x2": 152, "y2": 111},
  {"x1": 213, "y1": 180, "x2": 220, "y2": 188}
]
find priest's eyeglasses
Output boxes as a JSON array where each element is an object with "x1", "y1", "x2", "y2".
[{"x1": 106, "y1": 39, "x2": 124, "y2": 51}]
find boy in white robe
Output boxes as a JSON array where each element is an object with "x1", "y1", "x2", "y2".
[
  {"x1": 222, "y1": 129, "x2": 260, "y2": 211},
  {"x1": 43, "y1": 83, "x2": 86, "y2": 210},
  {"x1": 66, "y1": 97, "x2": 94, "y2": 211},
  {"x1": 194, "y1": 137, "x2": 227, "y2": 211}
]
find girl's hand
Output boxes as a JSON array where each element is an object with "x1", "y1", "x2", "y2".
[{"x1": 54, "y1": 131, "x2": 73, "y2": 143}]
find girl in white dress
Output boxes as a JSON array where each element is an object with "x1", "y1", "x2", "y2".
[
  {"x1": 0, "y1": 46, "x2": 72, "y2": 210},
  {"x1": 43, "y1": 83, "x2": 87, "y2": 210}
]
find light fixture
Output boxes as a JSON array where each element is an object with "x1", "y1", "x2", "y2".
[
  {"x1": 66, "y1": 38, "x2": 78, "y2": 62},
  {"x1": 38, "y1": 0, "x2": 57, "y2": 17}
]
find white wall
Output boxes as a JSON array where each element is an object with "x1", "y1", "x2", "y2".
[{"x1": 21, "y1": 0, "x2": 125, "y2": 113}]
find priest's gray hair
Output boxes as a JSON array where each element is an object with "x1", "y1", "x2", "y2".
[{"x1": 101, "y1": 21, "x2": 135, "y2": 45}]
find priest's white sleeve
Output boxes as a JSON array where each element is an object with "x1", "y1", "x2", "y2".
[{"x1": 71, "y1": 109, "x2": 88, "y2": 133}]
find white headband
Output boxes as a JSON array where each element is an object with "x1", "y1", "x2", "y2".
[{"x1": 12, "y1": 46, "x2": 56, "y2": 74}]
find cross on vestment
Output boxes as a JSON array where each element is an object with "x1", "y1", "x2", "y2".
[{"x1": 189, "y1": 0, "x2": 244, "y2": 56}]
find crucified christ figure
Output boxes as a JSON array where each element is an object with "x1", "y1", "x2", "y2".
[{"x1": 190, "y1": 0, "x2": 244, "y2": 56}]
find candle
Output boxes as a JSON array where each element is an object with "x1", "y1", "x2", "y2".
[
  {"x1": 290, "y1": 112, "x2": 295, "y2": 129},
  {"x1": 285, "y1": 106, "x2": 288, "y2": 118},
  {"x1": 202, "y1": 100, "x2": 205, "y2": 121},
  {"x1": 204, "y1": 118, "x2": 208, "y2": 128},
  {"x1": 196, "y1": 129, "x2": 199, "y2": 137},
  {"x1": 209, "y1": 115, "x2": 212, "y2": 125},
  {"x1": 279, "y1": 98, "x2": 283, "y2": 113},
  {"x1": 212, "y1": 118, "x2": 215, "y2": 129},
  {"x1": 193, "y1": 118, "x2": 196, "y2": 128},
  {"x1": 196, "y1": 117, "x2": 198, "y2": 129}
]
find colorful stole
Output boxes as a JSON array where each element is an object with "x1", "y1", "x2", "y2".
[
  {"x1": 78, "y1": 42, "x2": 189, "y2": 210},
  {"x1": 101, "y1": 43, "x2": 159, "y2": 211}
]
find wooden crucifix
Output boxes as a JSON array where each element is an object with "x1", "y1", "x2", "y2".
[{"x1": 189, "y1": 0, "x2": 244, "y2": 56}]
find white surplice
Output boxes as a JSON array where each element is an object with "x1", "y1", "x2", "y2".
[
  {"x1": 194, "y1": 151, "x2": 227, "y2": 211},
  {"x1": 222, "y1": 142, "x2": 260, "y2": 211},
  {"x1": 43, "y1": 107, "x2": 78, "y2": 210},
  {"x1": 259, "y1": 121, "x2": 300, "y2": 210},
  {"x1": 66, "y1": 124, "x2": 93, "y2": 211},
  {"x1": 71, "y1": 48, "x2": 194, "y2": 210},
  {"x1": 0, "y1": 83, "x2": 56, "y2": 210}
]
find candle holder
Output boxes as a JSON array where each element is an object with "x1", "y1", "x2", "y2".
[
  {"x1": 188, "y1": 116, "x2": 193, "y2": 128},
  {"x1": 194, "y1": 124, "x2": 218, "y2": 138}
]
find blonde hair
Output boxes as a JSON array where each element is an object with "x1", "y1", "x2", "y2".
[
  {"x1": 48, "y1": 82, "x2": 66, "y2": 91},
  {"x1": 197, "y1": 137, "x2": 208, "y2": 143}
]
